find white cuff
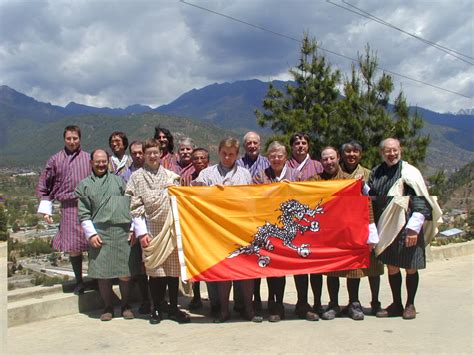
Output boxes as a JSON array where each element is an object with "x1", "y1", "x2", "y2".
[
  {"x1": 362, "y1": 183, "x2": 370, "y2": 196},
  {"x1": 37, "y1": 200, "x2": 53, "y2": 215},
  {"x1": 133, "y1": 216, "x2": 148, "y2": 237},
  {"x1": 130, "y1": 221, "x2": 134, "y2": 232},
  {"x1": 81, "y1": 220, "x2": 97, "y2": 239},
  {"x1": 406, "y1": 212, "x2": 425, "y2": 234},
  {"x1": 367, "y1": 223, "x2": 379, "y2": 244}
]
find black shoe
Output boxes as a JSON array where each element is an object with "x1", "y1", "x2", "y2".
[
  {"x1": 169, "y1": 309, "x2": 191, "y2": 324},
  {"x1": 376, "y1": 303, "x2": 404, "y2": 318},
  {"x1": 149, "y1": 309, "x2": 162, "y2": 325},
  {"x1": 321, "y1": 303, "x2": 341, "y2": 320},
  {"x1": 370, "y1": 301, "x2": 382, "y2": 316},
  {"x1": 73, "y1": 282, "x2": 85, "y2": 295},
  {"x1": 188, "y1": 298, "x2": 203, "y2": 310},
  {"x1": 138, "y1": 302, "x2": 151, "y2": 315},
  {"x1": 347, "y1": 302, "x2": 364, "y2": 320}
]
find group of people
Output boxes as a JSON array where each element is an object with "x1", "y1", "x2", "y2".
[{"x1": 36, "y1": 125, "x2": 441, "y2": 324}]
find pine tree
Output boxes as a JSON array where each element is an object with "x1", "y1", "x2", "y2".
[
  {"x1": 256, "y1": 36, "x2": 429, "y2": 168},
  {"x1": 255, "y1": 33, "x2": 341, "y2": 157},
  {"x1": 336, "y1": 45, "x2": 428, "y2": 167}
]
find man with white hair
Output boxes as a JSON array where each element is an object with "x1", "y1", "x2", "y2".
[
  {"x1": 236, "y1": 131, "x2": 269, "y2": 314},
  {"x1": 368, "y1": 138, "x2": 442, "y2": 320},
  {"x1": 236, "y1": 131, "x2": 270, "y2": 176},
  {"x1": 176, "y1": 137, "x2": 196, "y2": 176}
]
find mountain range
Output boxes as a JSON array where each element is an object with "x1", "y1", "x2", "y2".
[{"x1": 0, "y1": 81, "x2": 472, "y2": 174}]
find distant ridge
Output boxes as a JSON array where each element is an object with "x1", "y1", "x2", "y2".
[
  {"x1": 155, "y1": 79, "x2": 289, "y2": 130},
  {"x1": 0, "y1": 82, "x2": 472, "y2": 172}
]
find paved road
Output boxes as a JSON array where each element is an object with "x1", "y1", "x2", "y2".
[{"x1": 7, "y1": 255, "x2": 474, "y2": 354}]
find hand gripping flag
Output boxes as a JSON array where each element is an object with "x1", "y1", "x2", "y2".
[{"x1": 169, "y1": 179, "x2": 370, "y2": 282}]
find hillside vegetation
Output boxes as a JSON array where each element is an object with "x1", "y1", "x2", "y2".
[
  {"x1": 0, "y1": 113, "x2": 238, "y2": 167},
  {"x1": 438, "y1": 162, "x2": 474, "y2": 211}
]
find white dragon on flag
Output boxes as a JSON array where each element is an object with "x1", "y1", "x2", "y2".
[{"x1": 228, "y1": 199, "x2": 324, "y2": 267}]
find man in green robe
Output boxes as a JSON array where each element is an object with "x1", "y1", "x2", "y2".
[{"x1": 76, "y1": 149, "x2": 140, "y2": 321}]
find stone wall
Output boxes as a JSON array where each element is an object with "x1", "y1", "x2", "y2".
[{"x1": 0, "y1": 242, "x2": 7, "y2": 353}]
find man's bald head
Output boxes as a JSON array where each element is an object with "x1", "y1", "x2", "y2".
[
  {"x1": 380, "y1": 138, "x2": 402, "y2": 167},
  {"x1": 242, "y1": 131, "x2": 261, "y2": 160},
  {"x1": 90, "y1": 149, "x2": 109, "y2": 176}
]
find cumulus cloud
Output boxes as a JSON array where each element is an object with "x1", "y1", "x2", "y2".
[{"x1": 0, "y1": 0, "x2": 472, "y2": 112}]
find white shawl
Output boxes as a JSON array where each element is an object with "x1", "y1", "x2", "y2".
[{"x1": 375, "y1": 161, "x2": 443, "y2": 256}]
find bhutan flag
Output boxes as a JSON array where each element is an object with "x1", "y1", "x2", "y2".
[{"x1": 168, "y1": 179, "x2": 370, "y2": 282}]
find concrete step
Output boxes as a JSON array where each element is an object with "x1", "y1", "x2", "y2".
[
  {"x1": 8, "y1": 278, "x2": 97, "y2": 303},
  {"x1": 8, "y1": 284, "x2": 63, "y2": 303},
  {"x1": 7, "y1": 278, "x2": 143, "y2": 327},
  {"x1": 427, "y1": 240, "x2": 474, "y2": 260},
  {"x1": 8, "y1": 288, "x2": 105, "y2": 327}
]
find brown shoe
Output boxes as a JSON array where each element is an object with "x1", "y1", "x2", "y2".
[
  {"x1": 295, "y1": 304, "x2": 319, "y2": 321},
  {"x1": 304, "y1": 310, "x2": 319, "y2": 321},
  {"x1": 402, "y1": 304, "x2": 416, "y2": 320},
  {"x1": 100, "y1": 307, "x2": 113, "y2": 321},
  {"x1": 122, "y1": 307, "x2": 135, "y2": 320},
  {"x1": 268, "y1": 314, "x2": 281, "y2": 322},
  {"x1": 376, "y1": 303, "x2": 403, "y2": 318}
]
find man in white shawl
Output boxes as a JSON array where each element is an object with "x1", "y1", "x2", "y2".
[{"x1": 368, "y1": 138, "x2": 442, "y2": 320}]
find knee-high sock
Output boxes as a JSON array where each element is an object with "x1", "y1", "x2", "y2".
[
  {"x1": 368, "y1": 276, "x2": 380, "y2": 303},
  {"x1": 149, "y1": 276, "x2": 167, "y2": 311},
  {"x1": 98, "y1": 279, "x2": 114, "y2": 309},
  {"x1": 294, "y1": 274, "x2": 309, "y2": 306},
  {"x1": 406, "y1": 272, "x2": 419, "y2": 306},
  {"x1": 69, "y1": 255, "x2": 83, "y2": 284},
  {"x1": 327, "y1": 276, "x2": 340, "y2": 306},
  {"x1": 218, "y1": 281, "x2": 232, "y2": 316},
  {"x1": 275, "y1": 277, "x2": 286, "y2": 305},
  {"x1": 388, "y1": 272, "x2": 403, "y2": 305},
  {"x1": 266, "y1": 278, "x2": 277, "y2": 306},
  {"x1": 310, "y1": 274, "x2": 323, "y2": 307},
  {"x1": 347, "y1": 278, "x2": 360, "y2": 303},
  {"x1": 119, "y1": 280, "x2": 131, "y2": 308},
  {"x1": 166, "y1": 277, "x2": 179, "y2": 312},
  {"x1": 253, "y1": 278, "x2": 261, "y2": 302},
  {"x1": 192, "y1": 281, "x2": 201, "y2": 300},
  {"x1": 240, "y1": 279, "x2": 254, "y2": 315},
  {"x1": 136, "y1": 274, "x2": 149, "y2": 304}
]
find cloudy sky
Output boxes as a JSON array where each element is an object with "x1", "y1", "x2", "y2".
[{"x1": 0, "y1": 0, "x2": 472, "y2": 113}]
